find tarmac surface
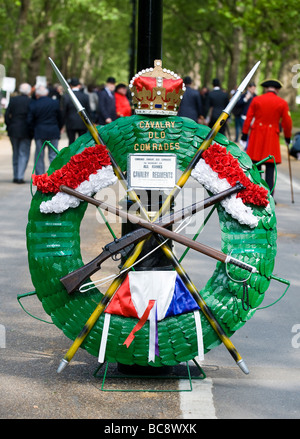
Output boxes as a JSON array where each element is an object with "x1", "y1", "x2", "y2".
[{"x1": 0, "y1": 128, "x2": 300, "y2": 421}]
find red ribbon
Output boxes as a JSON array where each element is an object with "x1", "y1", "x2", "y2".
[{"x1": 123, "y1": 300, "x2": 156, "y2": 348}]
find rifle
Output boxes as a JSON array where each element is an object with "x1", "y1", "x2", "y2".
[{"x1": 60, "y1": 183, "x2": 246, "y2": 294}]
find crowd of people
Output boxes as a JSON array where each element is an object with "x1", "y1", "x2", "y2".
[
  {"x1": 3, "y1": 72, "x2": 294, "y2": 197},
  {"x1": 4, "y1": 76, "x2": 133, "y2": 181}
]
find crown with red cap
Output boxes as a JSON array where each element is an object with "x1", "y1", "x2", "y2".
[{"x1": 129, "y1": 59, "x2": 186, "y2": 115}]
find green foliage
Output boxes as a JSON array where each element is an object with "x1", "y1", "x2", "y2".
[
  {"x1": 1, "y1": 0, "x2": 132, "y2": 85},
  {"x1": 291, "y1": 110, "x2": 300, "y2": 130},
  {"x1": 1, "y1": 0, "x2": 300, "y2": 101}
]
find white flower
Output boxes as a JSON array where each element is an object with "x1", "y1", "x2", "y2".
[
  {"x1": 191, "y1": 159, "x2": 258, "y2": 228},
  {"x1": 40, "y1": 166, "x2": 117, "y2": 214}
]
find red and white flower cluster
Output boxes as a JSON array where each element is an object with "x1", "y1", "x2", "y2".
[
  {"x1": 192, "y1": 143, "x2": 269, "y2": 228},
  {"x1": 32, "y1": 144, "x2": 117, "y2": 214}
]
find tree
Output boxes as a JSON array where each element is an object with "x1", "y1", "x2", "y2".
[{"x1": 1, "y1": 0, "x2": 299, "y2": 107}]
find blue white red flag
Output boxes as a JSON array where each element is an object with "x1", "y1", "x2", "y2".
[{"x1": 98, "y1": 271, "x2": 204, "y2": 364}]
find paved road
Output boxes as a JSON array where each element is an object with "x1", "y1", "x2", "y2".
[{"x1": 0, "y1": 133, "x2": 299, "y2": 421}]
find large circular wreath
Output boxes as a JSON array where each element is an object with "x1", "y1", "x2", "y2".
[{"x1": 26, "y1": 115, "x2": 277, "y2": 367}]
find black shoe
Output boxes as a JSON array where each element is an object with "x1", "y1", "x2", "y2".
[{"x1": 17, "y1": 179, "x2": 25, "y2": 184}]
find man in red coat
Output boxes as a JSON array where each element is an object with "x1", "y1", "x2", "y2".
[{"x1": 241, "y1": 79, "x2": 292, "y2": 195}]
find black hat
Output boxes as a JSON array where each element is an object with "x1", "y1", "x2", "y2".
[
  {"x1": 106, "y1": 77, "x2": 116, "y2": 84},
  {"x1": 115, "y1": 83, "x2": 127, "y2": 91},
  {"x1": 212, "y1": 78, "x2": 221, "y2": 87},
  {"x1": 260, "y1": 79, "x2": 283, "y2": 89},
  {"x1": 69, "y1": 78, "x2": 80, "y2": 86},
  {"x1": 183, "y1": 76, "x2": 192, "y2": 85}
]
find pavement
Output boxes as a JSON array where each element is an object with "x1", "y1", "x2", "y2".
[{"x1": 0, "y1": 130, "x2": 300, "y2": 421}]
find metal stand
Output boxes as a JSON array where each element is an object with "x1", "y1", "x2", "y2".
[{"x1": 93, "y1": 359, "x2": 206, "y2": 392}]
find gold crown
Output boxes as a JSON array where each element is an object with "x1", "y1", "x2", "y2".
[{"x1": 129, "y1": 60, "x2": 186, "y2": 115}]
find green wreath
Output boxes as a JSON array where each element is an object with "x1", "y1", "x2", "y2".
[{"x1": 26, "y1": 115, "x2": 277, "y2": 367}]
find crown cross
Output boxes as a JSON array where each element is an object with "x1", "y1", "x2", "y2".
[{"x1": 129, "y1": 60, "x2": 186, "y2": 116}]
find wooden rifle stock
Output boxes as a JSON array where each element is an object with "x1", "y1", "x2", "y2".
[{"x1": 61, "y1": 228, "x2": 149, "y2": 294}]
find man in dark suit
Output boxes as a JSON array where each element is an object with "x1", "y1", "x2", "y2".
[
  {"x1": 97, "y1": 77, "x2": 117, "y2": 125},
  {"x1": 5, "y1": 83, "x2": 32, "y2": 183},
  {"x1": 27, "y1": 85, "x2": 63, "y2": 175},
  {"x1": 61, "y1": 78, "x2": 91, "y2": 145},
  {"x1": 206, "y1": 78, "x2": 229, "y2": 134},
  {"x1": 178, "y1": 76, "x2": 204, "y2": 123}
]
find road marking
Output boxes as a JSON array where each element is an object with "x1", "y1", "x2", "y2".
[
  {"x1": 179, "y1": 378, "x2": 217, "y2": 419},
  {"x1": 277, "y1": 172, "x2": 300, "y2": 191}
]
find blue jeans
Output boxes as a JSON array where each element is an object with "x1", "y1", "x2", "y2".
[
  {"x1": 34, "y1": 139, "x2": 59, "y2": 175},
  {"x1": 9, "y1": 137, "x2": 31, "y2": 180}
]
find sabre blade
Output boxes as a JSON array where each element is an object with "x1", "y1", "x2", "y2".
[
  {"x1": 224, "y1": 61, "x2": 261, "y2": 115},
  {"x1": 48, "y1": 57, "x2": 85, "y2": 112}
]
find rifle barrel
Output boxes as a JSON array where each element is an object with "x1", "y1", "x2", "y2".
[{"x1": 60, "y1": 184, "x2": 256, "y2": 272}]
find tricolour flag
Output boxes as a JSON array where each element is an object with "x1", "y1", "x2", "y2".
[{"x1": 98, "y1": 271, "x2": 204, "y2": 364}]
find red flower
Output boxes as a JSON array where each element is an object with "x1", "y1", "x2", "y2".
[
  {"x1": 32, "y1": 144, "x2": 112, "y2": 194},
  {"x1": 202, "y1": 143, "x2": 268, "y2": 207}
]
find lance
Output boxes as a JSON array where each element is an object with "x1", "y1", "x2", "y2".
[
  {"x1": 60, "y1": 183, "x2": 245, "y2": 294},
  {"x1": 54, "y1": 64, "x2": 260, "y2": 374},
  {"x1": 57, "y1": 184, "x2": 254, "y2": 374}
]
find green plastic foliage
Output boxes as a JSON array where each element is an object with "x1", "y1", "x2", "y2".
[{"x1": 26, "y1": 115, "x2": 277, "y2": 366}]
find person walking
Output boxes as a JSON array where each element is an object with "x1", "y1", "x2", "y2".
[
  {"x1": 233, "y1": 82, "x2": 256, "y2": 142},
  {"x1": 178, "y1": 76, "x2": 204, "y2": 123},
  {"x1": 61, "y1": 78, "x2": 91, "y2": 145},
  {"x1": 206, "y1": 78, "x2": 229, "y2": 134},
  {"x1": 27, "y1": 85, "x2": 63, "y2": 175},
  {"x1": 4, "y1": 83, "x2": 32, "y2": 183},
  {"x1": 115, "y1": 83, "x2": 132, "y2": 118},
  {"x1": 86, "y1": 84, "x2": 99, "y2": 123},
  {"x1": 241, "y1": 79, "x2": 292, "y2": 194},
  {"x1": 97, "y1": 77, "x2": 117, "y2": 125}
]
